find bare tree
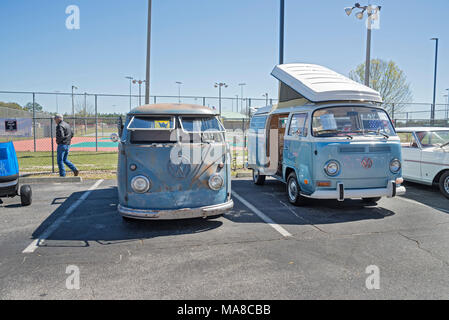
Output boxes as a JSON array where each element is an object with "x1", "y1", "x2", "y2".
[{"x1": 349, "y1": 59, "x2": 413, "y2": 116}]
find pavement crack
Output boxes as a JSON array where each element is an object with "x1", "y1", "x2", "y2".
[{"x1": 398, "y1": 232, "x2": 449, "y2": 268}]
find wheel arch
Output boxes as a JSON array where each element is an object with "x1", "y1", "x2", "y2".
[{"x1": 433, "y1": 169, "x2": 449, "y2": 185}]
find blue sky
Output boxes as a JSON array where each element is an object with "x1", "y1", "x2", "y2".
[{"x1": 0, "y1": 0, "x2": 448, "y2": 114}]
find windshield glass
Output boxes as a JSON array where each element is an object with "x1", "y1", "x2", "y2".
[
  {"x1": 128, "y1": 117, "x2": 174, "y2": 130},
  {"x1": 312, "y1": 106, "x2": 395, "y2": 137},
  {"x1": 180, "y1": 117, "x2": 224, "y2": 143},
  {"x1": 415, "y1": 131, "x2": 449, "y2": 148}
]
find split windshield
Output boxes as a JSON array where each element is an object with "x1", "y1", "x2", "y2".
[
  {"x1": 180, "y1": 117, "x2": 224, "y2": 143},
  {"x1": 312, "y1": 106, "x2": 395, "y2": 138}
]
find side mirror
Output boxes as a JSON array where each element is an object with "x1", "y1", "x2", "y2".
[{"x1": 117, "y1": 117, "x2": 124, "y2": 138}]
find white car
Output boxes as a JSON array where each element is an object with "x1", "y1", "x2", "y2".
[{"x1": 396, "y1": 127, "x2": 449, "y2": 199}]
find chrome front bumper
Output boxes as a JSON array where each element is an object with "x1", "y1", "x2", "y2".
[
  {"x1": 302, "y1": 180, "x2": 406, "y2": 201},
  {"x1": 118, "y1": 200, "x2": 234, "y2": 220}
]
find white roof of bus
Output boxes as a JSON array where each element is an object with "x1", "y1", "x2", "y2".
[{"x1": 271, "y1": 63, "x2": 383, "y2": 103}]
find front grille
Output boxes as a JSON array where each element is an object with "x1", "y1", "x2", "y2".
[
  {"x1": 369, "y1": 146, "x2": 391, "y2": 153},
  {"x1": 338, "y1": 146, "x2": 366, "y2": 153}
]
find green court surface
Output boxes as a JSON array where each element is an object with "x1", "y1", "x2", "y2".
[{"x1": 71, "y1": 141, "x2": 119, "y2": 148}]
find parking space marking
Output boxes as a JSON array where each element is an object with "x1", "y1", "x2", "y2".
[
  {"x1": 22, "y1": 180, "x2": 104, "y2": 254},
  {"x1": 232, "y1": 191, "x2": 292, "y2": 237}
]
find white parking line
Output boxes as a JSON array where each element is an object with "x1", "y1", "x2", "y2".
[
  {"x1": 232, "y1": 191, "x2": 292, "y2": 238},
  {"x1": 22, "y1": 180, "x2": 104, "y2": 254}
]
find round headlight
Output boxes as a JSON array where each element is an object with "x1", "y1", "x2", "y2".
[
  {"x1": 131, "y1": 176, "x2": 151, "y2": 193},
  {"x1": 324, "y1": 161, "x2": 340, "y2": 176},
  {"x1": 390, "y1": 159, "x2": 401, "y2": 173},
  {"x1": 208, "y1": 174, "x2": 224, "y2": 191}
]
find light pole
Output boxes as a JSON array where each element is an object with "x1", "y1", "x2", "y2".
[
  {"x1": 431, "y1": 38, "x2": 439, "y2": 124},
  {"x1": 176, "y1": 81, "x2": 183, "y2": 104},
  {"x1": 238, "y1": 83, "x2": 246, "y2": 113},
  {"x1": 71, "y1": 85, "x2": 78, "y2": 131},
  {"x1": 345, "y1": 3, "x2": 381, "y2": 87},
  {"x1": 133, "y1": 80, "x2": 146, "y2": 106},
  {"x1": 263, "y1": 93, "x2": 269, "y2": 106},
  {"x1": 145, "y1": 0, "x2": 152, "y2": 104},
  {"x1": 445, "y1": 88, "x2": 449, "y2": 120},
  {"x1": 125, "y1": 76, "x2": 133, "y2": 110},
  {"x1": 214, "y1": 82, "x2": 228, "y2": 115},
  {"x1": 279, "y1": 0, "x2": 285, "y2": 65}
]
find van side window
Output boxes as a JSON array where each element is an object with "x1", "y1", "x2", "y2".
[
  {"x1": 288, "y1": 113, "x2": 308, "y2": 137},
  {"x1": 250, "y1": 116, "x2": 267, "y2": 130}
]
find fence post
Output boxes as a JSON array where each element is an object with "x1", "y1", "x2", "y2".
[
  {"x1": 154, "y1": 96, "x2": 157, "y2": 104},
  {"x1": 95, "y1": 95, "x2": 98, "y2": 152},
  {"x1": 33, "y1": 93, "x2": 36, "y2": 152},
  {"x1": 50, "y1": 117, "x2": 55, "y2": 173},
  {"x1": 203, "y1": 97, "x2": 206, "y2": 106}
]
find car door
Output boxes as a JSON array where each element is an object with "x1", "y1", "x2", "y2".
[
  {"x1": 284, "y1": 112, "x2": 310, "y2": 181},
  {"x1": 398, "y1": 132, "x2": 422, "y2": 181}
]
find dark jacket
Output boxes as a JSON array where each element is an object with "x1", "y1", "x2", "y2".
[{"x1": 56, "y1": 121, "x2": 74, "y2": 145}]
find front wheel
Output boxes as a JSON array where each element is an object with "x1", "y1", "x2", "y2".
[
  {"x1": 253, "y1": 169, "x2": 266, "y2": 185},
  {"x1": 439, "y1": 171, "x2": 449, "y2": 199},
  {"x1": 287, "y1": 172, "x2": 307, "y2": 206}
]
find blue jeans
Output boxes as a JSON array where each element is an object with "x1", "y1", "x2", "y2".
[{"x1": 57, "y1": 145, "x2": 78, "y2": 177}]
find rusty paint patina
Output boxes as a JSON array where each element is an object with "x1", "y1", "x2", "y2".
[{"x1": 117, "y1": 104, "x2": 232, "y2": 219}]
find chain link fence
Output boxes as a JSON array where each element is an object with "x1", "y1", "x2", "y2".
[{"x1": 0, "y1": 90, "x2": 448, "y2": 174}]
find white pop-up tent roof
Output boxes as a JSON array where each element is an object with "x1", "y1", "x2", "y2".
[{"x1": 271, "y1": 63, "x2": 382, "y2": 103}]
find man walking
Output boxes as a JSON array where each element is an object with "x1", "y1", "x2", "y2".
[{"x1": 55, "y1": 114, "x2": 79, "y2": 177}]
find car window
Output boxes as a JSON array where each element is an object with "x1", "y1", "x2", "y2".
[
  {"x1": 288, "y1": 113, "x2": 308, "y2": 137},
  {"x1": 128, "y1": 117, "x2": 174, "y2": 130},
  {"x1": 398, "y1": 132, "x2": 419, "y2": 148}
]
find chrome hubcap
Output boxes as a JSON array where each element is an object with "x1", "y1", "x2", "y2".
[
  {"x1": 288, "y1": 179, "x2": 298, "y2": 201},
  {"x1": 444, "y1": 176, "x2": 449, "y2": 194}
]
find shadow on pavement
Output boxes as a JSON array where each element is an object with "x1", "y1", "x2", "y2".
[
  {"x1": 228, "y1": 179, "x2": 396, "y2": 226},
  {"x1": 399, "y1": 181, "x2": 449, "y2": 213},
  {"x1": 31, "y1": 186, "x2": 222, "y2": 247}
]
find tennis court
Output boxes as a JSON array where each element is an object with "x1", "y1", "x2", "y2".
[{"x1": 12, "y1": 137, "x2": 119, "y2": 152}]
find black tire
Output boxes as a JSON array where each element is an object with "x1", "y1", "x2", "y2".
[
  {"x1": 286, "y1": 172, "x2": 307, "y2": 206},
  {"x1": 253, "y1": 169, "x2": 266, "y2": 185},
  {"x1": 20, "y1": 185, "x2": 32, "y2": 206},
  {"x1": 362, "y1": 197, "x2": 381, "y2": 204},
  {"x1": 439, "y1": 171, "x2": 449, "y2": 200}
]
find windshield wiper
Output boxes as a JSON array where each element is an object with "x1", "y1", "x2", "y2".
[{"x1": 365, "y1": 129, "x2": 389, "y2": 139}]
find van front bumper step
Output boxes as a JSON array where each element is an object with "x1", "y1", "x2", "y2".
[
  {"x1": 118, "y1": 200, "x2": 234, "y2": 220},
  {"x1": 301, "y1": 181, "x2": 406, "y2": 201}
]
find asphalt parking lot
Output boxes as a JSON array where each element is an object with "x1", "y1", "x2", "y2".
[{"x1": 1, "y1": 178, "x2": 449, "y2": 299}]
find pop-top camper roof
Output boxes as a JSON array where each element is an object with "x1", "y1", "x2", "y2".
[{"x1": 271, "y1": 63, "x2": 382, "y2": 104}]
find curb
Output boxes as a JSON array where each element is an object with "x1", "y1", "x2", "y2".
[{"x1": 19, "y1": 177, "x2": 83, "y2": 184}]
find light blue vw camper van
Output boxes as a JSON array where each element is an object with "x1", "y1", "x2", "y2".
[
  {"x1": 117, "y1": 104, "x2": 233, "y2": 220},
  {"x1": 248, "y1": 64, "x2": 405, "y2": 205}
]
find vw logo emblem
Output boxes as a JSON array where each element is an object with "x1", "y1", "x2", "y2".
[
  {"x1": 361, "y1": 157, "x2": 373, "y2": 169},
  {"x1": 168, "y1": 157, "x2": 191, "y2": 179}
]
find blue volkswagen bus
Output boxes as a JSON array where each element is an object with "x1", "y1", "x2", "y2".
[
  {"x1": 117, "y1": 104, "x2": 233, "y2": 220},
  {"x1": 248, "y1": 64, "x2": 405, "y2": 205}
]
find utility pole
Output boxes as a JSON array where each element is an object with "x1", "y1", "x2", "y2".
[
  {"x1": 176, "y1": 82, "x2": 183, "y2": 104},
  {"x1": 238, "y1": 83, "x2": 246, "y2": 113},
  {"x1": 145, "y1": 0, "x2": 152, "y2": 104},
  {"x1": 279, "y1": 0, "x2": 285, "y2": 65},
  {"x1": 431, "y1": 38, "x2": 439, "y2": 125},
  {"x1": 214, "y1": 82, "x2": 228, "y2": 115}
]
